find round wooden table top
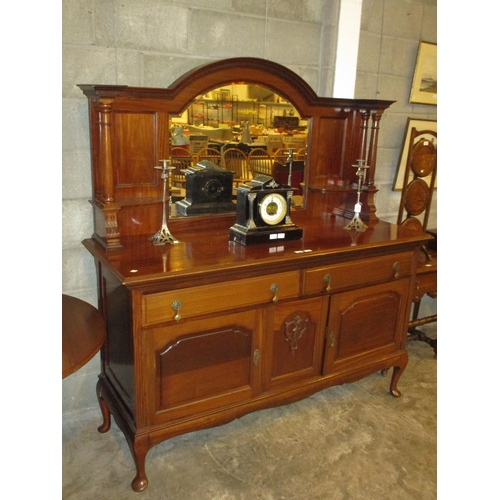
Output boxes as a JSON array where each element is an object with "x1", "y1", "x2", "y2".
[{"x1": 62, "y1": 294, "x2": 106, "y2": 379}]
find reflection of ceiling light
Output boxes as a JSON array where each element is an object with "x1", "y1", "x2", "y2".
[{"x1": 130, "y1": 269, "x2": 138, "y2": 273}]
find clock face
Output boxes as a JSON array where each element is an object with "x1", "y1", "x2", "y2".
[
  {"x1": 258, "y1": 193, "x2": 287, "y2": 226},
  {"x1": 203, "y1": 179, "x2": 223, "y2": 198}
]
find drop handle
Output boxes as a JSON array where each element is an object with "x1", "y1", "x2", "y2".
[
  {"x1": 328, "y1": 331, "x2": 335, "y2": 348},
  {"x1": 171, "y1": 300, "x2": 182, "y2": 322},
  {"x1": 392, "y1": 262, "x2": 400, "y2": 279},
  {"x1": 270, "y1": 283, "x2": 279, "y2": 303},
  {"x1": 253, "y1": 349, "x2": 260, "y2": 366},
  {"x1": 323, "y1": 273, "x2": 332, "y2": 293}
]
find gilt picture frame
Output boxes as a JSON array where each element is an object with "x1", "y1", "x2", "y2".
[
  {"x1": 393, "y1": 118, "x2": 437, "y2": 191},
  {"x1": 409, "y1": 41, "x2": 437, "y2": 105}
]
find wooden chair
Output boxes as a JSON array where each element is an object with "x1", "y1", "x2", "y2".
[
  {"x1": 222, "y1": 148, "x2": 250, "y2": 187},
  {"x1": 397, "y1": 127, "x2": 437, "y2": 357},
  {"x1": 296, "y1": 148, "x2": 307, "y2": 161},
  {"x1": 195, "y1": 147, "x2": 222, "y2": 166},
  {"x1": 273, "y1": 148, "x2": 292, "y2": 165},
  {"x1": 170, "y1": 147, "x2": 194, "y2": 187},
  {"x1": 247, "y1": 148, "x2": 273, "y2": 178},
  {"x1": 397, "y1": 128, "x2": 437, "y2": 232}
]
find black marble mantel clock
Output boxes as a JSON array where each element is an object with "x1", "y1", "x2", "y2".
[
  {"x1": 229, "y1": 175, "x2": 303, "y2": 245},
  {"x1": 175, "y1": 160, "x2": 236, "y2": 216}
]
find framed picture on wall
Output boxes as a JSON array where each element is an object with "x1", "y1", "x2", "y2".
[
  {"x1": 409, "y1": 42, "x2": 437, "y2": 105},
  {"x1": 393, "y1": 118, "x2": 437, "y2": 191}
]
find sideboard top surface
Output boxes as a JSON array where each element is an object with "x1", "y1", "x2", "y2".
[{"x1": 83, "y1": 213, "x2": 431, "y2": 291}]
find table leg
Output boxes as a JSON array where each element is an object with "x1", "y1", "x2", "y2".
[{"x1": 408, "y1": 300, "x2": 437, "y2": 358}]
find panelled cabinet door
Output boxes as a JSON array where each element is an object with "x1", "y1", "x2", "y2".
[
  {"x1": 143, "y1": 309, "x2": 261, "y2": 425},
  {"x1": 323, "y1": 279, "x2": 410, "y2": 375},
  {"x1": 263, "y1": 296, "x2": 328, "y2": 391}
]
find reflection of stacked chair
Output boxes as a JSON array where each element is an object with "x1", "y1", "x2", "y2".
[
  {"x1": 247, "y1": 148, "x2": 273, "y2": 178},
  {"x1": 396, "y1": 127, "x2": 437, "y2": 357},
  {"x1": 273, "y1": 148, "x2": 291, "y2": 165},
  {"x1": 273, "y1": 147, "x2": 307, "y2": 163},
  {"x1": 296, "y1": 148, "x2": 307, "y2": 161},
  {"x1": 222, "y1": 148, "x2": 250, "y2": 187},
  {"x1": 195, "y1": 147, "x2": 222, "y2": 166},
  {"x1": 170, "y1": 147, "x2": 193, "y2": 187}
]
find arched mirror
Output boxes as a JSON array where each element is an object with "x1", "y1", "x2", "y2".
[{"x1": 168, "y1": 83, "x2": 308, "y2": 214}]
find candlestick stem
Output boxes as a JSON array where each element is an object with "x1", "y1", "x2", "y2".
[
  {"x1": 150, "y1": 159, "x2": 179, "y2": 245},
  {"x1": 344, "y1": 159, "x2": 369, "y2": 232}
]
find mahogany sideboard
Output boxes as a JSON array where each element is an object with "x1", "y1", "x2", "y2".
[
  {"x1": 83, "y1": 212, "x2": 429, "y2": 491},
  {"x1": 77, "y1": 58, "x2": 431, "y2": 491}
]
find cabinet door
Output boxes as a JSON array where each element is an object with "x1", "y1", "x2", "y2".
[
  {"x1": 323, "y1": 279, "x2": 410, "y2": 375},
  {"x1": 143, "y1": 309, "x2": 261, "y2": 425},
  {"x1": 263, "y1": 296, "x2": 328, "y2": 391}
]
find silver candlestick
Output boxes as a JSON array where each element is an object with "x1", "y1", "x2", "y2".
[
  {"x1": 286, "y1": 148, "x2": 295, "y2": 206},
  {"x1": 344, "y1": 159, "x2": 369, "y2": 232},
  {"x1": 286, "y1": 148, "x2": 294, "y2": 187},
  {"x1": 150, "y1": 159, "x2": 179, "y2": 245}
]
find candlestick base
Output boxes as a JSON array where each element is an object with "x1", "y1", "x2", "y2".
[
  {"x1": 344, "y1": 213, "x2": 367, "y2": 232},
  {"x1": 149, "y1": 225, "x2": 179, "y2": 245}
]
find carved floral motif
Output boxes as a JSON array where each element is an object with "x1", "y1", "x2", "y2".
[{"x1": 284, "y1": 313, "x2": 309, "y2": 354}]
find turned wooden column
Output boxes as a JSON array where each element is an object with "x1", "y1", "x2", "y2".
[
  {"x1": 363, "y1": 111, "x2": 383, "y2": 223},
  {"x1": 366, "y1": 110, "x2": 383, "y2": 187},
  {"x1": 95, "y1": 98, "x2": 121, "y2": 248},
  {"x1": 98, "y1": 99, "x2": 115, "y2": 204}
]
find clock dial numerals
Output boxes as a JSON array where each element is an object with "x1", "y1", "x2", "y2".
[{"x1": 259, "y1": 193, "x2": 287, "y2": 225}]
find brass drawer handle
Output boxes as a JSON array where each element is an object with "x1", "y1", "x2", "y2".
[
  {"x1": 171, "y1": 300, "x2": 183, "y2": 322},
  {"x1": 393, "y1": 262, "x2": 400, "y2": 279},
  {"x1": 270, "y1": 283, "x2": 279, "y2": 303},
  {"x1": 323, "y1": 273, "x2": 332, "y2": 292}
]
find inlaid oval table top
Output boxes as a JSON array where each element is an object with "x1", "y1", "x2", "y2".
[{"x1": 62, "y1": 294, "x2": 106, "y2": 379}]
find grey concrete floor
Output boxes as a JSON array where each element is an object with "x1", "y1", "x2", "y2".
[{"x1": 62, "y1": 325, "x2": 437, "y2": 500}]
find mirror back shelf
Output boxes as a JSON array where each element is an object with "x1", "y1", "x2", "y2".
[{"x1": 78, "y1": 57, "x2": 393, "y2": 249}]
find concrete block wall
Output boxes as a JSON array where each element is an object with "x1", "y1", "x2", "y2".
[{"x1": 62, "y1": 0, "x2": 437, "y2": 415}]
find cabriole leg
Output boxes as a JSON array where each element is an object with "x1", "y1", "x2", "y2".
[
  {"x1": 131, "y1": 436, "x2": 150, "y2": 492},
  {"x1": 389, "y1": 354, "x2": 408, "y2": 397},
  {"x1": 96, "y1": 378, "x2": 111, "y2": 433}
]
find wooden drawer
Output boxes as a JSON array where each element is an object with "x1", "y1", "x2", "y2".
[
  {"x1": 303, "y1": 252, "x2": 413, "y2": 296},
  {"x1": 142, "y1": 271, "x2": 300, "y2": 326}
]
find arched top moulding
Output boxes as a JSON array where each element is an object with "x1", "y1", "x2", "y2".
[{"x1": 77, "y1": 57, "x2": 393, "y2": 118}]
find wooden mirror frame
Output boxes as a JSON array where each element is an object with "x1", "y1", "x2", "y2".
[{"x1": 78, "y1": 57, "x2": 393, "y2": 249}]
